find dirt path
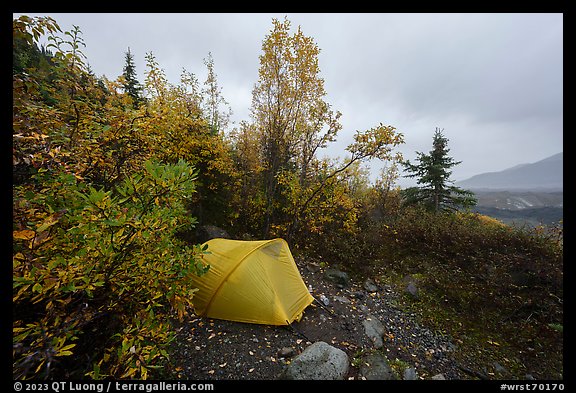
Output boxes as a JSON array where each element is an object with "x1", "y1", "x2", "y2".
[{"x1": 168, "y1": 258, "x2": 468, "y2": 380}]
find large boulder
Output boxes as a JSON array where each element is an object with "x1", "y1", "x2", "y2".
[{"x1": 283, "y1": 341, "x2": 349, "y2": 380}]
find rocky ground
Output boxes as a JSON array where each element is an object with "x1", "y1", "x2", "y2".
[{"x1": 167, "y1": 256, "x2": 488, "y2": 381}]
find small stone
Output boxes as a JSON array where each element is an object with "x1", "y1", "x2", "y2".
[
  {"x1": 493, "y1": 361, "x2": 508, "y2": 375},
  {"x1": 403, "y1": 367, "x2": 418, "y2": 380},
  {"x1": 359, "y1": 353, "x2": 397, "y2": 380},
  {"x1": 363, "y1": 278, "x2": 379, "y2": 292},
  {"x1": 319, "y1": 294, "x2": 330, "y2": 306},
  {"x1": 324, "y1": 268, "x2": 350, "y2": 288},
  {"x1": 363, "y1": 315, "x2": 385, "y2": 349},
  {"x1": 278, "y1": 347, "x2": 296, "y2": 358},
  {"x1": 405, "y1": 282, "x2": 419, "y2": 298},
  {"x1": 334, "y1": 295, "x2": 350, "y2": 304},
  {"x1": 431, "y1": 373, "x2": 446, "y2": 380},
  {"x1": 351, "y1": 291, "x2": 365, "y2": 300}
]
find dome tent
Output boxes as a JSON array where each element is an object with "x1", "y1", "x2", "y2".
[{"x1": 190, "y1": 238, "x2": 315, "y2": 325}]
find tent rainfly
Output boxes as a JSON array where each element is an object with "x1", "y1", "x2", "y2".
[{"x1": 190, "y1": 238, "x2": 315, "y2": 325}]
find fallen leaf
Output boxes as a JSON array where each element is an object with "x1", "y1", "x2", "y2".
[
  {"x1": 248, "y1": 368, "x2": 254, "y2": 373},
  {"x1": 13, "y1": 229, "x2": 35, "y2": 240},
  {"x1": 219, "y1": 362, "x2": 227, "y2": 368}
]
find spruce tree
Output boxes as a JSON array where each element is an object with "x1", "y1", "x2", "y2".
[
  {"x1": 122, "y1": 47, "x2": 143, "y2": 107},
  {"x1": 401, "y1": 127, "x2": 477, "y2": 212}
]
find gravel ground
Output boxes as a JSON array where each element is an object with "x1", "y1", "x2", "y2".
[{"x1": 168, "y1": 258, "x2": 468, "y2": 380}]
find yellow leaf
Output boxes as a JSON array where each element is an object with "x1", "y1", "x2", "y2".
[
  {"x1": 13, "y1": 229, "x2": 35, "y2": 240},
  {"x1": 121, "y1": 367, "x2": 138, "y2": 378},
  {"x1": 36, "y1": 214, "x2": 60, "y2": 232},
  {"x1": 61, "y1": 343, "x2": 77, "y2": 351},
  {"x1": 35, "y1": 360, "x2": 46, "y2": 374}
]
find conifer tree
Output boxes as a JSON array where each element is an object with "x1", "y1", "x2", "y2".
[
  {"x1": 122, "y1": 47, "x2": 143, "y2": 107},
  {"x1": 401, "y1": 127, "x2": 477, "y2": 212}
]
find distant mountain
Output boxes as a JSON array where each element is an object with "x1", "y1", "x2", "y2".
[{"x1": 456, "y1": 152, "x2": 563, "y2": 191}]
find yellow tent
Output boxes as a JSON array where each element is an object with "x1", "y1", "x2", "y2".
[{"x1": 190, "y1": 238, "x2": 315, "y2": 325}]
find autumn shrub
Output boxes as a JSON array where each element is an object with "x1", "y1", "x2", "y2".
[
  {"x1": 367, "y1": 206, "x2": 563, "y2": 378},
  {"x1": 13, "y1": 159, "x2": 209, "y2": 379},
  {"x1": 377, "y1": 206, "x2": 563, "y2": 329},
  {"x1": 388, "y1": 207, "x2": 562, "y2": 270}
]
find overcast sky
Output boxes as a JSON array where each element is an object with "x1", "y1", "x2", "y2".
[{"x1": 15, "y1": 13, "x2": 563, "y2": 187}]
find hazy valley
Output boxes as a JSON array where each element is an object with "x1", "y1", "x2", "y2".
[{"x1": 456, "y1": 152, "x2": 563, "y2": 227}]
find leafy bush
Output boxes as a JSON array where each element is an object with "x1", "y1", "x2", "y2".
[
  {"x1": 13, "y1": 159, "x2": 208, "y2": 379},
  {"x1": 367, "y1": 206, "x2": 563, "y2": 378}
]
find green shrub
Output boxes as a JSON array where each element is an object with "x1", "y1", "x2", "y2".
[{"x1": 13, "y1": 159, "x2": 208, "y2": 379}]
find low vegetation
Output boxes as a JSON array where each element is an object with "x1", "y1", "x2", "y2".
[{"x1": 334, "y1": 206, "x2": 563, "y2": 379}]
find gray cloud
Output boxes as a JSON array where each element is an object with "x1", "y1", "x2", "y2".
[{"x1": 15, "y1": 12, "x2": 563, "y2": 186}]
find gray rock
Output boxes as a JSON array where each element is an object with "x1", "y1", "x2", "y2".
[
  {"x1": 324, "y1": 268, "x2": 350, "y2": 288},
  {"x1": 306, "y1": 262, "x2": 321, "y2": 273},
  {"x1": 403, "y1": 367, "x2": 418, "y2": 380},
  {"x1": 278, "y1": 347, "x2": 296, "y2": 358},
  {"x1": 363, "y1": 315, "x2": 385, "y2": 348},
  {"x1": 359, "y1": 353, "x2": 397, "y2": 380},
  {"x1": 196, "y1": 225, "x2": 230, "y2": 243},
  {"x1": 351, "y1": 291, "x2": 365, "y2": 300},
  {"x1": 283, "y1": 341, "x2": 349, "y2": 380},
  {"x1": 431, "y1": 373, "x2": 446, "y2": 380},
  {"x1": 405, "y1": 281, "x2": 419, "y2": 298},
  {"x1": 363, "y1": 278, "x2": 379, "y2": 292},
  {"x1": 493, "y1": 361, "x2": 508, "y2": 376},
  {"x1": 333, "y1": 295, "x2": 350, "y2": 304},
  {"x1": 319, "y1": 294, "x2": 330, "y2": 306}
]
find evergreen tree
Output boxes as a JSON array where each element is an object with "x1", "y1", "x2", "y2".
[
  {"x1": 122, "y1": 47, "x2": 143, "y2": 107},
  {"x1": 401, "y1": 127, "x2": 477, "y2": 212}
]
